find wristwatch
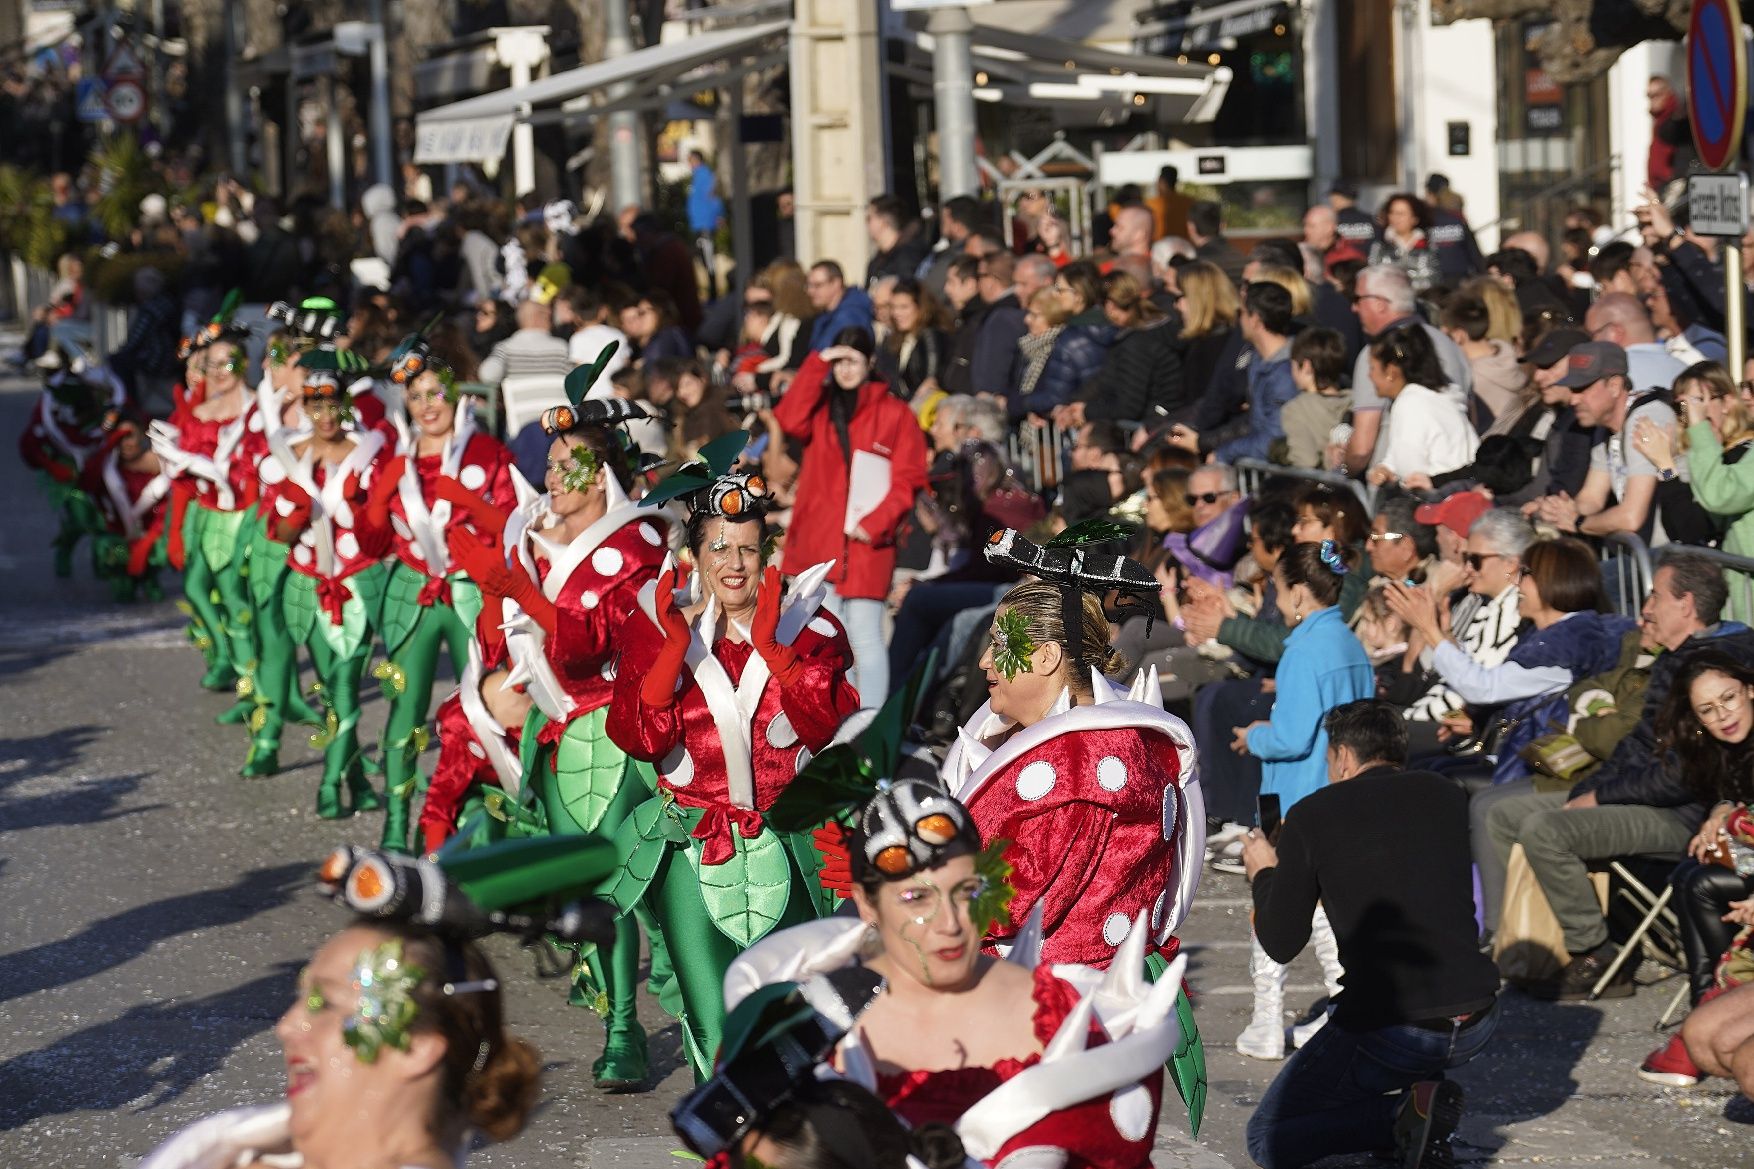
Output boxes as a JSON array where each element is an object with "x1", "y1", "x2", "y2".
[{"x1": 1659, "y1": 467, "x2": 1677, "y2": 482}]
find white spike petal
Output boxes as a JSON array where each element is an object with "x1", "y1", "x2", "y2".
[
  {"x1": 840, "y1": 1025, "x2": 879, "y2": 1091},
  {"x1": 1049, "y1": 686, "x2": 1072, "y2": 717},
  {"x1": 1126, "y1": 668, "x2": 1148, "y2": 702},
  {"x1": 1145, "y1": 664, "x2": 1163, "y2": 707},
  {"x1": 1041, "y1": 987, "x2": 1096, "y2": 1062},
  {"x1": 1005, "y1": 902, "x2": 1045, "y2": 969},
  {"x1": 1090, "y1": 666, "x2": 1111, "y2": 703}
]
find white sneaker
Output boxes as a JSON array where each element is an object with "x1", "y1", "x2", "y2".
[
  {"x1": 1207, "y1": 821, "x2": 1251, "y2": 849},
  {"x1": 1235, "y1": 1019, "x2": 1286, "y2": 1060},
  {"x1": 1211, "y1": 855, "x2": 1248, "y2": 876}
]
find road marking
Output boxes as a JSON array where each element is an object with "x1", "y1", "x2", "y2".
[{"x1": 0, "y1": 611, "x2": 190, "y2": 650}]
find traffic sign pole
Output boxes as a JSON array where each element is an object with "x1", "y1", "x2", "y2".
[{"x1": 1688, "y1": 0, "x2": 1749, "y2": 375}]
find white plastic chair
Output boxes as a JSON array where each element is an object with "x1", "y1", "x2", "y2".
[{"x1": 498, "y1": 374, "x2": 569, "y2": 439}]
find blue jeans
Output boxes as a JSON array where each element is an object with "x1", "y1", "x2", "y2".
[
  {"x1": 825, "y1": 588, "x2": 887, "y2": 707},
  {"x1": 1245, "y1": 1000, "x2": 1499, "y2": 1169}
]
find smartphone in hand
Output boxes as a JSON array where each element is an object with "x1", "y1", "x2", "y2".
[{"x1": 1257, "y1": 794, "x2": 1282, "y2": 845}]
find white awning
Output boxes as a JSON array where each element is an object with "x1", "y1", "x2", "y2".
[{"x1": 415, "y1": 19, "x2": 788, "y2": 162}]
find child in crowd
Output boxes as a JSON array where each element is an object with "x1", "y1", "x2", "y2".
[{"x1": 1277, "y1": 327, "x2": 1350, "y2": 470}]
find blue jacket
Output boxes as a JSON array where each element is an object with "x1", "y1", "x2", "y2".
[
  {"x1": 1216, "y1": 343, "x2": 1298, "y2": 464},
  {"x1": 1019, "y1": 310, "x2": 1113, "y2": 419},
  {"x1": 1247, "y1": 606, "x2": 1375, "y2": 811},
  {"x1": 1491, "y1": 610, "x2": 1638, "y2": 783},
  {"x1": 807, "y1": 288, "x2": 876, "y2": 353},
  {"x1": 687, "y1": 163, "x2": 724, "y2": 234}
]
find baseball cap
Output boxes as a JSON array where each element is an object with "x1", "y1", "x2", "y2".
[
  {"x1": 1518, "y1": 326, "x2": 1590, "y2": 367},
  {"x1": 1414, "y1": 489, "x2": 1491, "y2": 538},
  {"x1": 1554, "y1": 341, "x2": 1629, "y2": 389}
]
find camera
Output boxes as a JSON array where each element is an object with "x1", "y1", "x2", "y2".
[{"x1": 731, "y1": 390, "x2": 771, "y2": 414}]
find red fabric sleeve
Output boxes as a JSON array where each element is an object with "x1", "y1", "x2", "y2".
[
  {"x1": 1002, "y1": 802, "x2": 1113, "y2": 941},
  {"x1": 776, "y1": 627, "x2": 860, "y2": 751},
  {"x1": 860, "y1": 401, "x2": 931, "y2": 544},
  {"x1": 772, "y1": 351, "x2": 830, "y2": 441},
  {"x1": 605, "y1": 613, "x2": 687, "y2": 763}
]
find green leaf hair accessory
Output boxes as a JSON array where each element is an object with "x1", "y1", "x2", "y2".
[
  {"x1": 343, "y1": 939, "x2": 427, "y2": 1063},
  {"x1": 561, "y1": 443, "x2": 602, "y2": 494},
  {"x1": 991, "y1": 608, "x2": 1037, "y2": 681},
  {"x1": 970, "y1": 838, "x2": 1017, "y2": 936}
]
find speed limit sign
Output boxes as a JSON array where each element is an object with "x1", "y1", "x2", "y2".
[{"x1": 105, "y1": 80, "x2": 146, "y2": 123}]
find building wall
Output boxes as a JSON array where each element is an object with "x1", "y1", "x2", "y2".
[{"x1": 1414, "y1": 9, "x2": 1501, "y2": 247}]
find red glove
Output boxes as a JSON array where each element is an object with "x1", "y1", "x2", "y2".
[
  {"x1": 812, "y1": 821, "x2": 853, "y2": 897},
  {"x1": 640, "y1": 566, "x2": 693, "y2": 708},
  {"x1": 434, "y1": 474, "x2": 509, "y2": 537},
  {"x1": 270, "y1": 481, "x2": 314, "y2": 544},
  {"x1": 364, "y1": 455, "x2": 405, "y2": 533},
  {"x1": 750, "y1": 565, "x2": 804, "y2": 687},
  {"x1": 447, "y1": 529, "x2": 556, "y2": 634}
]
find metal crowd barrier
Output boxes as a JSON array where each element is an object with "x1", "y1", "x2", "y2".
[
  {"x1": 1232, "y1": 458, "x2": 1374, "y2": 514},
  {"x1": 1008, "y1": 418, "x2": 1063, "y2": 494},
  {"x1": 1597, "y1": 532, "x2": 1655, "y2": 620}
]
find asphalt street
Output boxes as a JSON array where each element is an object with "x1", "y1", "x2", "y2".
[{"x1": 1, "y1": 366, "x2": 1750, "y2": 1168}]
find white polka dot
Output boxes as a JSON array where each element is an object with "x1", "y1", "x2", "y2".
[
  {"x1": 795, "y1": 747, "x2": 813, "y2": 773},
  {"x1": 298, "y1": 529, "x2": 316, "y2": 548},
  {"x1": 591, "y1": 546, "x2": 624, "y2": 576},
  {"x1": 293, "y1": 545, "x2": 312, "y2": 566},
  {"x1": 196, "y1": 480, "x2": 210, "y2": 495},
  {"x1": 807, "y1": 616, "x2": 836, "y2": 638},
  {"x1": 408, "y1": 542, "x2": 426, "y2": 562},
  {"x1": 1097, "y1": 755, "x2": 1128, "y2": 792},
  {"x1": 580, "y1": 590, "x2": 600, "y2": 609},
  {"x1": 467, "y1": 741, "x2": 487, "y2": 760},
  {"x1": 391, "y1": 515, "x2": 412, "y2": 540},
  {"x1": 1109, "y1": 1084, "x2": 1154, "y2": 1143},
  {"x1": 273, "y1": 497, "x2": 295, "y2": 518},
  {"x1": 336, "y1": 532, "x2": 360, "y2": 560},
  {"x1": 993, "y1": 1147, "x2": 1065, "y2": 1169},
  {"x1": 1015, "y1": 760, "x2": 1057, "y2": 801},
  {"x1": 1150, "y1": 888, "x2": 1170, "y2": 935},
  {"x1": 247, "y1": 412, "x2": 265, "y2": 432},
  {"x1": 766, "y1": 711, "x2": 798, "y2": 748},
  {"x1": 459, "y1": 464, "x2": 487, "y2": 491},
  {"x1": 1102, "y1": 912, "x2": 1132, "y2": 947},
  {"x1": 638, "y1": 522, "x2": 662, "y2": 546},
  {"x1": 600, "y1": 660, "x2": 617, "y2": 681},
  {"x1": 1161, "y1": 783, "x2": 1180, "y2": 842},
  {"x1": 259, "y1": 459, "x2": 286, "y2": 485},
  {"x1": 662, "y1": 745, "x2": 694, "y2": 788}
]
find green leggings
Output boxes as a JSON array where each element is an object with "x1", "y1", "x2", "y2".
[
  {"x1": 183, "y1": 506, "x2": 256, "y2": 686},
  {"x1": 379, "y1": 568, "x2": 479, "y2": 847}
]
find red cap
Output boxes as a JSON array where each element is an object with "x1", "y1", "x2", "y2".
[{"x1": 1414, "y1": 490, "x2": 1491, "y2": 538}]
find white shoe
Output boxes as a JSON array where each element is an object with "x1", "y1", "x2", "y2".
[
  {"x1": 1289, "y1": 1010, "x2": 1329, "y2": 1048},
  {"x1": 1211, "y1": 855, "x2": 1247, "y2": 876},
  {"x1": 1235, "y1": 1019, "x2": 1286, "y2": 1060},
  {"x1": 1207, "y1": 821, "x2": 1251, "y2": 849}
]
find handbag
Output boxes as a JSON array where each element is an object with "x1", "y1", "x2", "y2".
[{"x1": 1493, "y1": 844, "x2": 1610, "y2": 984}]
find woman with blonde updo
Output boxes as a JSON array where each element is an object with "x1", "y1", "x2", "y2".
[
  {"x1": 941, "y1": 571, "x2": 1205, "y2": 972},
  {"x1": 138, "y1": 921, "x2": 538, "y2": 1169}
]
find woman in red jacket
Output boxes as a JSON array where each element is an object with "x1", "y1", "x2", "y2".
[{"x1": 771, "y1": 326, "x2": 928, "y2": 703}]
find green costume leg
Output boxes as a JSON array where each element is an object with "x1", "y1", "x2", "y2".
[
  {"x1": 239, "y1": 528, "x2": 292, "y2": 778},
  {"x1": 650, "y1": 845, "x2": 749, "y2": 1081},
  {"x1": 1146, "y1": 950, "x2": 1207, "y2": 1137},
  {"x1": 379, "y1": 591, "x2": 475, "y2": 853},
  {"x1": 212, "y1": 510, "x2": 258, "y2": 719},
  {"x1": 181, "y1": 507, "x2": 232, "y2": 690},
  {"x1": 535, "y1": 709, "x2": 655, "y2": 1090}
]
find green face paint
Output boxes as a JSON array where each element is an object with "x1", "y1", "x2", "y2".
[
  {"x1": 971, "y1": 838, "x2": 1016, "y2": 936},
  {"x1": 889, "y1": 873, "x2": 987, "y2": 987},
  {"x1": 991, "y1": 608, "x2": 1037, "y2": 681},
  {"x1": 340, "y1": 939, "x2": 426, "y2": 1063},
  {"x1": 556, "y1": 444, "x2": 601, "y2": 494}
]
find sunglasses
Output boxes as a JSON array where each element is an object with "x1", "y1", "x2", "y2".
[
  {"x1": 1183, "y1": 491, "x2": 1228, "y2": 506},
  {"x1": 1463, "y1": 552, "x2": 1501, "y2": 571}
]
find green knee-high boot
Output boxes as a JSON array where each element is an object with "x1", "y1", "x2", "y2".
[
  {"x1": 212, "y1": 509, "x2": 259, "y2": 716},
  {"x1": 240, "y1": 525, "x2": 291, "y2": 776}
]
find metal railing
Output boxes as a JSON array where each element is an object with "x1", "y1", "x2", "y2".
[
  {"x1": 1232, "y1": 458, "x2": 1374, "y2": 513},
  {"x1": 1597, "y1": 532, "x2": 1655, "y2": 620},
  {"x1": 9, "y1": 258, "x2": 134, "y2": 357}
]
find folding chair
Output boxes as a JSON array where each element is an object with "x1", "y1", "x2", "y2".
[
  {"x1": 1589, "y1": 858, "x2": 1686, "y2": 1001},
  {"x1": 498, "y1": 374, "x2": 568, "y2": 439}
]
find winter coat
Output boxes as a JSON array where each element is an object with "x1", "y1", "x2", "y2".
[
  {"x1": 1247, "y1": 606, "x2": 1375, "y2": 810},
  {"x1": 1488, "y1": 610, "x2": 1639, "y2": 783},
  {"x1": 1467, "y1": 340, "x2": 1530, "y2": 431},
  {"x1": 772, "y1": 351, "x2": 930, "y2": 599},
  {"x1": 807, "y1": 288, "x2": 876, "y2": 353},
  {"x1": 1021, "y1": 308, "x2": 1113, "y2": 420},
  {"x1": 1079, "y1": 317, "x2": 1189, "y2": 426},
  {"x1": 1215, "y1": 343, "x2": 1298, "y2": 464}
]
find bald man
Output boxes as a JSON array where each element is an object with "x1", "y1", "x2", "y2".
[
  {"x1": 1109, "y1": 205, "x2": 1155, "y2": 260},
  {"x1": 1303, "y1": 204, "x2": 1338, "y2": 255},
  {"x1": 1503, "y1": 231, "x2": 1550, "y2": 272},
  {"x1": 1585, "y1": 291, "x2": 1687, "y2": 391}
]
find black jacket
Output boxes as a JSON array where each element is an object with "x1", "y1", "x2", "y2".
[
  {"x1": 942, "y1": 299, "x2": 992, "y2": 397},
  {"x1": 1078, "y1": 317, "x2": 1189, "y2": 426},
  {"x1": 878, "y1": 328, "x2": 948, "y2": 398},
  {"x1": 972, "y1": 293, "x2": 1027, "y2": 398},
  {"x1": 1573, "y1": 627, "x2": 1754, "y2": 821}
]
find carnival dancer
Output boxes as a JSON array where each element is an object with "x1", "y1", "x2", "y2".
[
  {"x1": 444, "y1": 363, "x2": 669, "y2": 1089},
  {"x1": 148, "y1": 310, "x2": 268, "y2": 701},
  {"x1": 258, "y1": 345, "x2": 391, "y2": 816},
  {"x1": 366, "y1": 331, "x2": 516, "y2": 851},
  {"x1": 78, "y1": 409, "x2": 170, "y2": 602},
  {"x1": 937, "y1": 525, "x2": 1209, "y2": 1128},
  {"x1": 18, "y1": 346, "x2": 122, "y2": 578},
  {"x1": 725, "y1": 781, "x2": 1195, "y2": 1167},
  {"x1": 602, "y1": 443, "x2": 861, "y2": 1083}
]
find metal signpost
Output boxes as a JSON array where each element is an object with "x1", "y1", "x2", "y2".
[{"x1": 1688, "y1": 0, "x2": 1749, "y2": 373}]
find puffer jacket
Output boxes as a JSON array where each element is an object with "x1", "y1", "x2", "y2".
[{"x1": 1017, "y1": 308, "x2": 1113, "y2": 419}]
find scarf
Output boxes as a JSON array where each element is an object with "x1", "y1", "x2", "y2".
[{"x1": 1017, "y1": 327, "x2": 1062, "y2": 399}]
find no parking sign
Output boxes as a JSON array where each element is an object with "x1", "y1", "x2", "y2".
[{"x1": 1689, "y1": 0, "x2": 1748, "y2": 172}]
